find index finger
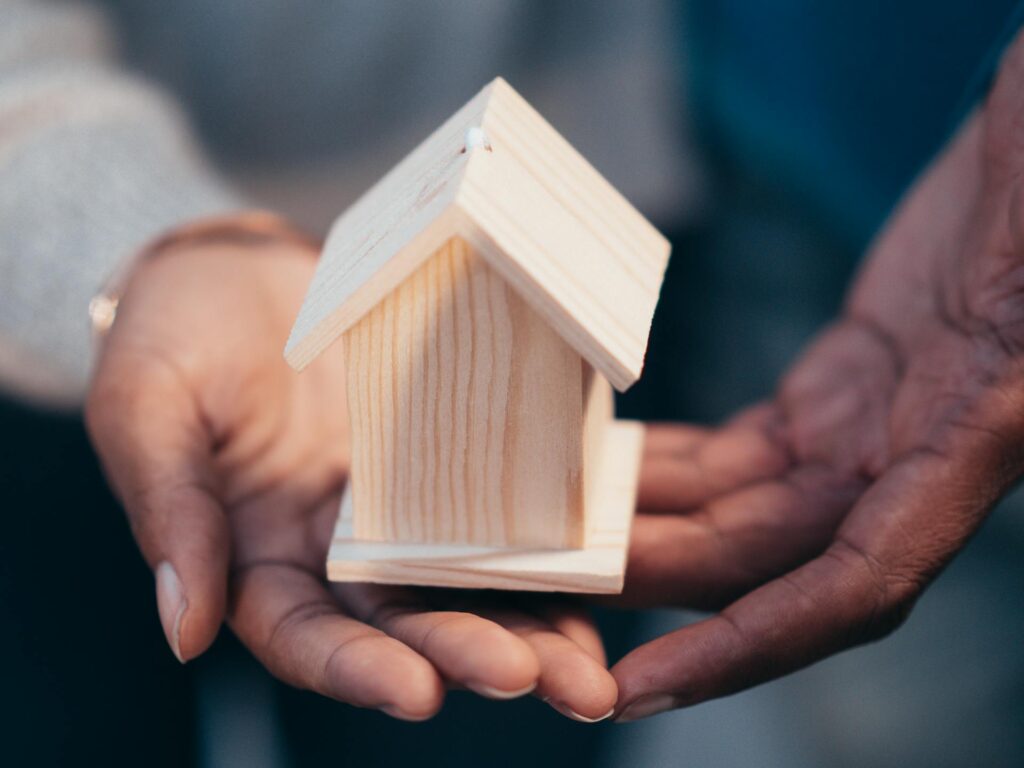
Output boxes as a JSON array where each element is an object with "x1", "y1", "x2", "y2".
[
  {"x1": 86, "y1": 351, "x2": 229, "y2": 662},
  {"x1": 612, "y1": 439, "x2": 1006, "y2": 720}
]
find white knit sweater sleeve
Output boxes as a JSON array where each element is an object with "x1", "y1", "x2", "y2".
[{"x1": 0, "y1": 0, "x2": 242, "y2": 407}]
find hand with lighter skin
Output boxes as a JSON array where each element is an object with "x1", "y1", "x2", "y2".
[
  {"x1": 85, "y1": 238, "x2": 617, "y2": 723},
  {"x1": 609, "y1": 32, "x2": 1024, "y2": 721}
]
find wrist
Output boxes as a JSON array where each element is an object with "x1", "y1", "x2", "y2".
[{"x1": 89, "y1": 210, "x2": 319, "y2": 338}]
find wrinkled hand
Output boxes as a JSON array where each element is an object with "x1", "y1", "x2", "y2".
[
  {"x1": 611, "y1": 33, "x2": 1024, "y2": 721},
  {"x1": 86, "y1": 237, "x2": 616, "y2": 722}
]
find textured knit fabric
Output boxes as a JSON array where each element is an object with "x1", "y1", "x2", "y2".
[
  {"x1": 0, "y1": 0, "x2": 694, "y2": 407},
  {"x1": 0, "y1": 0, "x2": 243, "y2": 405}
]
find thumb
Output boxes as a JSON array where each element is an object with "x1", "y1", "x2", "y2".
[{"x1": 87, "y1": 352, "x2": 229, "y2": 662}]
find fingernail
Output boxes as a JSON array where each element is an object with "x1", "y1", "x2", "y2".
[
  {"x1": 543, "y1": 697, "x2": 615, "y2": 723},
  {"x1": 379, "y1": 705, "x2": 434, "y2": 722},
  {"x1": 155, "y1": 561, "x2": 187, "y2": 663},
  {"x1": 615, "y1": 693, "x2": 679, "y2": 722},
  {"x1": 466, "y1": 681, "x2": 537, "y2": 700}
]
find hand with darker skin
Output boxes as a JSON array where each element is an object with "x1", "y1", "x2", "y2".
[
  {"x1": 86, "y1": 237, "x2": 617, "y2": 723},
  {"x1": 610, "y1": 32, "x2": 1024, "y2": 721}
]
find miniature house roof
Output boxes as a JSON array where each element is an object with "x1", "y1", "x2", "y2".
[{"x1": 284, "y1": 77, "x2": 671, "y2": 392}]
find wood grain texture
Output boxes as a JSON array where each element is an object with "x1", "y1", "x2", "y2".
[
  {"x1": 327, "y1": 420, "x2": 644, "y2": 593},
  {"x1": 284, "y1": 81, "x2": 493, "y2": 371},
  {"x1": 457, "y1": 77, "x2": 671, "y2": 391},
  {"x1": 344, "y1": 237, "x2": 586, "y2": 549},
  {"x1": 582, "y1": 364, "x2": 613, "y2": 537},
  {"x1": 285, "y1": 77, "x2": 671, "y2": 392}
]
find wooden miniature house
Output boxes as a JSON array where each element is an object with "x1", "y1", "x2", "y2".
[{"x1": 285, "y1": 78, "x2": 670, "y2": 592}]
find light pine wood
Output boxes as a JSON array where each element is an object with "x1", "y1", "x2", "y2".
[
  {"x1": 327, "y1": 420, "x2": 644, "y2": 593},
  {"x1": 284, "y1": 83, "x2": 491, "y2": 372},
  {"x1": 344, "y1": 237, "x2": 585, "y2": 549},
  {"x1": 286, "y1": 77, "x2": 670, "y2": 592},
  {"x1": 456, "y1": 77, "x2": 669, "y2": 391},
  {"x1": 286, "y1": 76, "x2": 671, "y2": 393},
  {"x1": 581, "y1": 364, "x2": 613, "y2": 540}
]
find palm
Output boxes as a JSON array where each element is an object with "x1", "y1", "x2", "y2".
[
  {"x1": 611, "y1": 41, "x2": 1024, "y2": 715},
  {"x1": 89, "y1": 242, "x2": 617, "y2": 721}
]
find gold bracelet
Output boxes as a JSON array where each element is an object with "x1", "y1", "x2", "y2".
[{"x1": 88, "y1": 210, "x2": 319, "y2": 337}]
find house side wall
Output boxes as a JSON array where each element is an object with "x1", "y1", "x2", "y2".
[
  {"x1": 581, "y1": 364, "x2": 614, "y2": 543},
  {"x1": 344, "y1": 236, "x2": 585, "y2": 548}
]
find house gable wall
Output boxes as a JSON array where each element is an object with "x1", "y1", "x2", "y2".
[{"x1": 343, "y1": 237, "x2": 587, "y2": 548}]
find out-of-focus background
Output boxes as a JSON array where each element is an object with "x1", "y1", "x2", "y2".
[{"x1": 1, "y1": 1, "x2": 1022, "y2": 766}]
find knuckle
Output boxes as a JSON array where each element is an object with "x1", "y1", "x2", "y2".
[
  {"x1": 122, "y1": 480, "x2": 220, "y2": 560},
  {"x1": 854, "y1": 574, "x2": 921, "y2": 645},
  {"x1": 875, "y1": 575, "x2": 921, "y2": 633},
  {"x1": 830, "y1": 538, "x2": 923, "y2": 644},
  {"x1": 270, "y1": 599, "x2": 339, "y2": 653},
  {"x1": 362, "y1": 598, "x2": 423, "y2": 630}
]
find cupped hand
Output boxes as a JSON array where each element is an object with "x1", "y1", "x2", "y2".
[
  {"x1": 610, "y1": 32, "x2": 1024, "y2": 721},
  {"x1": 86, "y1": 236, "x2": 616, "y2": 722}
]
